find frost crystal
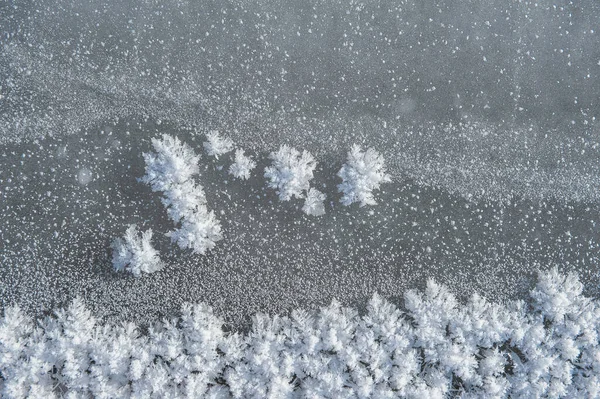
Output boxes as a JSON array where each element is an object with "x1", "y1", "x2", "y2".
[
  {"x1": 111, "y1": 225, "x2": 163, "y2": 276},
  {"x1": 338, "y1": 144, "x2": 391, "y2": 207},
  {"x1": 264, "y1": 145, "x2": 317, "y2": 201},
  {"x1": 3, "y1": 270, "x2": 600, "y2": 398},
  {"x1": 229, "y1": 149, "x2": 256, "y2": 180},
  {"x1": 141, "y1": 134, "x2": 222, "y2": 254},
  {"x1": 302, "y1": 187, "x2": 326, "y2": 216},
  {"x1": 203, "y1": 131, "x2": 234, "y2": 159},
  {"x1": 168, "y1": 207, "x2": 223, "y2": 254},
  {"x1": 140, "y1": 134, "x2": 200, "y2": 192}
]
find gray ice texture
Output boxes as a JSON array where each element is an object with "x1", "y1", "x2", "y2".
[{"x1": 1, "y1": 0, "x2": 600, "y2": 327}]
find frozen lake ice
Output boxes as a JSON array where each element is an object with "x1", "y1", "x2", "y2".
[
  {"x1": 3, "y1": 1, "x2": 600, "y2": 397},
  {"x1": 1, "y1": 0, "x2": 600, "y2": 328}
]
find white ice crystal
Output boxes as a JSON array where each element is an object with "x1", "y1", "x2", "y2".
[
  {"x1": 264, "y1": 145, "x2": 316, "y2": 201},
  {"x1": 160, "y1": 180, "x2": 207, "y2": 222},
  {"x1": 140, "y1": 134, "x2": 200, "y2": 192},
  {"x1": 168, "y1": 208, "x2": 223, "y2": 255},
  {"x1": 338, "y1": 144, "x2": 391, "y2": 207},
  {"x1": 2, "y1": 270, "x2": 600, "y2": 398},
  {"x1": 229, "y1": 149, "x2": 256, "y2": 180},
  {"x1": 111, "y1": 225, "x2": 163, "y2": 276},
  {"x1": 203, "y1": 131, "x2": 234, "y2": 159},
  {"x1": 141, "y1": 134, "x2": 222, "y2": 254},
  {"x1": 302, "y1": 187, "x2": 326, "y2": 216}
]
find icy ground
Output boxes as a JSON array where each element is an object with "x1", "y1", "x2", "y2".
[
  {"x1": 1, "y1": 122, "x2": 599, "y2": 327},
  {"x1": 1, "y1": 0, "x2": 600, "y2": 328}
]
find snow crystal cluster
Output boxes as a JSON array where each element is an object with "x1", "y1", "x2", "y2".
[
  {"x1": 111, "y1": 225, "x2": 163, "y2": 276},
  {"x1": 265, "y1": 145, "x2": 317, "y2": 201},
  {"x1": 140, "y1": 134, "x2": 222, "y2": 254},
  {"x1": 143, "y1": 137, "x2": 391, "y2": 220},
  {"x1": 202, "y1": 132, "x2": 256, "y2": 180},
  {"x1": 264, "y1": 145, "x2": 325, "y2": 216},
  {"x1": 203, "y1": 131, "x2": 234, "y2": 159},
  {"x1": 3, "y1": 269, "x2": 600, "y2": 398},
  {"x1": 229, "y1": 149, "x2": 256, "y2": 180},
  {"x1": 338, "y1": 145, "x2": 391, "y2": 207},
  {"x1": 302, "y1": 187, "x2": 326, "y2": 217}
]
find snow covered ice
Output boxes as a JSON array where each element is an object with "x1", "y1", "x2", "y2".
[{"x1": 1, "y1": 0, "x2": 600, "y2": 397}]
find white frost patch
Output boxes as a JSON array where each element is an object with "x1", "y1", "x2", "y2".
[
  {"x1": 338, "y1": 144, "x2": 391, "y2": 207},
  {"x1": 229, "y1": 149, "x2": 256, "y2": 180},
  {"x1": 265, "y1": 144, "x2": 316, "y2": 201},
  {"x1": 140, "y1": 134, "x2": 222, "y2": 255},
  {"x1": 2, "y1": 269, "x2": 600, "y2": 398},
  {"x1": 140, "y1": 134, "x2": 200, "y2": 192},
  {"x1": 302, "y1": 187, "x2": 326, "y2": 216},
  {"x1": 111, "y1": 225, "x2": 163, "y2": 276},
  {"x1": 203, "y1": 131, "x2": 234, "y2": 159}
]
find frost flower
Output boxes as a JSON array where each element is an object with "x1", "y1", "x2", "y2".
[
  {"x1": 265, "y1": 145, "x2": 316, "y2": 201},
  {"x1": 338, "y1": 144, "x2": 391, "y2": 207},
  {"x1": 111, "y1": 225, "x2": 163, "y2": 276},
  {"x1": 203, "y1": 131, "x2": 234, "y2": 159},
  {"x1": 140, "y1": 134, "x2": 200, "y2": 192},
  {"x1": 229, "y1": 149, "x2": 256, "y2": 180},
  {"x1": 141, "y1": 134, "x2": 222, "y2": 254},
  {"x1": 2, "y1": 270, "x2": 600, "y2": 397},
  {"x1": 302, "y1": 187, "x2": 326, "y2": 216}
]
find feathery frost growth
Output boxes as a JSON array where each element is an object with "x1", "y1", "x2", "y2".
[
  {"x1": 111, "y1": 225, "x2": 163, "y2": 276},
  {"x1": 338, "y1": 144, "x2": 391, "y2": 207},
  {"x1": 264, "y1": 145, "x2": 317, "y2": 201},
  {"x1": 302, "y1": 187, "x2": 326, "y2": 216},
  {"x1": 229, "y1": 149, "x2": 256, "y2": 180},
  {"x1": 203, "y1": 131, "x2": 234, "y2": 159},
  {"x1": 140, "y1": 134, "x2": 200, "y2": 192},
  {"x1": 140, "y1": 134, "x2": 222, "y2": 254},
  {"x1": 3, "y1": 269, "x2": 600, "y2": 398}
]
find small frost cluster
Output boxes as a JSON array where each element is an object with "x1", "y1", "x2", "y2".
[
  {"x1": 140, "y1": 134, "x2": 222, "y2": 254},
  {"x1": 265, "y1": 145, "x2": 317, "y2": 202},
  {"x1": 111, "y1": 225, "x2": 163, "y2": 276},
  {"x1": 203, "y1": 132, "x2": 256, "y2": 180},
  {"x1": 302, "y1": 187, "x2": 326, "y2": 216},
  {"x1": 265, "y1": 145, "x2": 325, "y2": 216},
  {"x1": 229, "y1": 149, "x2": 256, "y2": 180},
  {"x1": 3, "y1": 269, "x2": 600, "y2": 398},
  {"x1": 203, "y1": 131, "x2": 234, "y2": 159},
  {"x1": 338, "y1": 145, "x2": 391, "y2": 207}
]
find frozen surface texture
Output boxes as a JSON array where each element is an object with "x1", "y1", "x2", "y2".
[
  {"x1": 3, "y1": 0, "x2": 600, "y2": 203},
  {"x1": 2, "y1": 270, "x2": 600, "y2": 398},
  {"x1": 1, "y1": 0, "x2": 600, "y2": 336},
  {"x1": 1, "y1": 125, "x2": 600, "y2": 328}
]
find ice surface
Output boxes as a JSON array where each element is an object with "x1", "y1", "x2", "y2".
[{"x1": 1, "y1": 125, "x2": 599, "y2": 328}]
